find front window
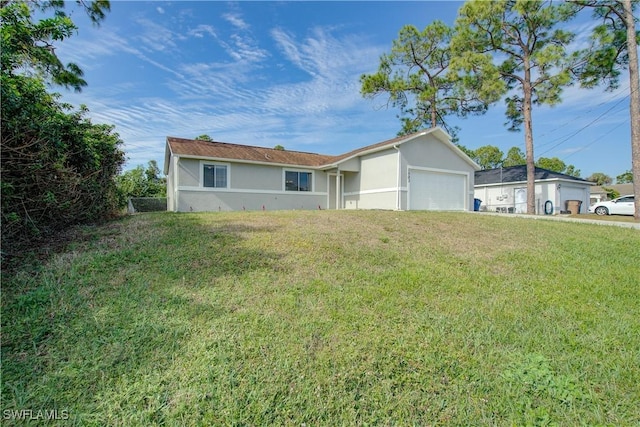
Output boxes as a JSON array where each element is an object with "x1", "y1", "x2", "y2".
[
  {"x1": 285, "y1": 171, "x2": 312, "y2": 191},
  {"x1": 203, "y1": 164, "x2": 227, "y2": 188}
]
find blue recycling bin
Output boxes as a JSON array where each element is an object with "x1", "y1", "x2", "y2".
[{"x1": 474, "y1": 198, "x2": 482, "y2": 211}]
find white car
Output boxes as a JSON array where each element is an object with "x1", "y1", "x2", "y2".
[{"x1": 589, "y1": 195, "x2": 635, "y2": 216}]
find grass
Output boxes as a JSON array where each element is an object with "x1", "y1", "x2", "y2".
[
  {"x1": 2, "y1": 210, "x2": 639, "y2": 426},
  {"x1": 568, "y1": 213, "x2": 639, "y2": 223}
]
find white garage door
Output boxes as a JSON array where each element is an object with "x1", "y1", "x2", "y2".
[{"x1": 409, "y1": 169, "x2": 466, "y2": 211}]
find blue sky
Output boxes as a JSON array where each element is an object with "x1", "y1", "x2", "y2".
[{"x1": 55, "y1": 1, "x2": 634, "y2": 180}]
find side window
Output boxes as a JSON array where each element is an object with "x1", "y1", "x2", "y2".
[
  {"x1": 203, "y1": 164, "x2": 228, "y2": 188},
  {"x1": 285, "y1": 171, "x2": 312, "y2": 191}
]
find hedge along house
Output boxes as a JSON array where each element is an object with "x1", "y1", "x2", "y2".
[
  {"x1": 163, "y1": 127, "x2": 480, "y2": 212},
  {"x1": 474, "y1": 165, "x2": 593, "y2": 214}
]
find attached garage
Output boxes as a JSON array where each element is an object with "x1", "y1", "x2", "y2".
[
  {"x1": 408, "y1": 168, "x2": 468, "y2": 211},
  {"x1": 165, "y1": 127, "x2": 480, "y2": 212}
]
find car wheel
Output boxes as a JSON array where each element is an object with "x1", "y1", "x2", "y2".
[{"x1": 594, "y1": 206, "x2": 609, "y2": 216}]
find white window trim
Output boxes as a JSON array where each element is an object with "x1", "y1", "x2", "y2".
[
  {"x1": 200, "y1": 160, "x2": 230, "y2": 189},
  {"x1": 283, "y1": 168, "x2": 314, "y2": 192}
]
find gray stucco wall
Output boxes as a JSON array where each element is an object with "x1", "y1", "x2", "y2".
[
  {"x1": 177, "y1": 158, "x2": 200, "y2": 187},
  {"x1": 342, "y1": 172, "x2": 359, "y2": 195},
  {"x1": 342, "y1": 148, "x2": 399, "y2": 210},
  {"x1": 231, "y1": 163, "x2": 283, "y2": 191},
  {"x1": 173, "y1": 157, "x2": 328, "y2": 212},
  {"x1": 177, "y1": 190, "x2": 327, "y2": 212},
  {"x1": 357, "y1": 149, "x2": 399, "y2": 191},
  {"x1": 344, "y1": 191, "x2": 397, "y2": 210},
  {"x1": 177, "y1": 158, "x2": 327, "y2": 192},
  {"x1": 399, "y1": 135, "x2": 474, "y2": 182}
]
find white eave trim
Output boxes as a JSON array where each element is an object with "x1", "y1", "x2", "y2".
[
  {"x1": 321, "y1": 131, "x2": 430, "y2": 170},
  {"x1": 322, "y1": 127, "x2": 480, "y2": 171},
  {"x1": 163, "y1": 139, "x2": 175, "y2": 175},
  {"x1": 173, "y1": 154, "x2": 325, "y2": 170},
  {"x1": 475, "y1": 177, "x2": 594, "y2": 187}
]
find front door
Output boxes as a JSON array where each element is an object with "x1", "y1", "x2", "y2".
[{"x1": 514, "y1": 188, "x2": 527, "y2": 213}]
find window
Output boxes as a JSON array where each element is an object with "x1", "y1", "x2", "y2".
[
  {"x1": 203, "y1": 164, "x2": 228, "y2": 188},
  {"x1": 285, "y1": 171, "x2": 312, "y2": 191}
]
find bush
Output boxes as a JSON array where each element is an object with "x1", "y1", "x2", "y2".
[{"x1": 1, "y1": 74, "x2": 125, "y2": 257}]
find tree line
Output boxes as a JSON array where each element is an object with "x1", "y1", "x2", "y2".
[
  {"x1": 116, "y1": 161, "x2": 166, "y2": 200},
  {"x1": 1, "y1": 0, "x2": 123, "y2": 259},
  {"x1": 361, "y1": 0, "x2": 639, "y2": 218},
  {"x1": 462, "y1": 143, "x2": 634, "y2": 185}
]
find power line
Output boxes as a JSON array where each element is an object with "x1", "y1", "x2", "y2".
[
  {"x1": 536, "y1": 93, "x2": 631, "y2": 157},
  {"x1": 534, "y1": 84, "x2": 630, "y2": 144},
  {"x1": 560, "y1": 120, "x2": 628, "y2": 161},
  {"x1": 504, "y1": 84, "x2": 633, "y2": 154}
]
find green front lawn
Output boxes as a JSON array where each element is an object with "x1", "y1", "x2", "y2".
[{"x1": 2, "y1": 211, "x2": 639, "y2": 425}]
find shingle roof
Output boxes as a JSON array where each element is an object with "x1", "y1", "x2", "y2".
[
  {"x1": 166, "y1": 131, "x2": 435, "y2": 168},
  {"x1": 166, "y1": 137, "x2": 336, "y2": 167},
  {"x1": 327, "y1": 133, "x2": 412, "y2": 164},
  {"x1": 475, "y1": 165, "x2": 592, "y2": 185},
  {"x1": 590, "y1": 183, "x2": 634, "y2": 195}
]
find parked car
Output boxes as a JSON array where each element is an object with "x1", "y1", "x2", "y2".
[{"x1": 588, "y1": 195, "x2": 635, "y2": 216}]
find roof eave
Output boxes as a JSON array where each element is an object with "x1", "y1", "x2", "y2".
[
  {"x1": 172, "y1": 153, "x2": 325, "y2": 169},
  {"x1": 476, "y1": 177, "x2": 595, "y2": 186},
  {"x1": 327, "y1": 128, "x2": 447, "y2": 168},
  {"x1": 163, "y1": 138, "x2": 174, "y2": 175}
]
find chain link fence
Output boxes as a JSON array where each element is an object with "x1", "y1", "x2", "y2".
[{"x1": 127, "y1": 198, "x2": 167, "y2": 213}]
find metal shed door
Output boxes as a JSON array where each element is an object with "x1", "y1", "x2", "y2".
[
  {"x1": 409, "y1": 169, "x2": 466, "y2": 210},
  {"x1": 561, "y1": 185, "x2": 588, "y2": 213}
]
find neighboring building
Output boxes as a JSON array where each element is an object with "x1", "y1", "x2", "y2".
[
  {"x1": 590, "y1": 183, "x2": 634, "y2": 204},
  {"x1": 474, "y1": 166, "x2": 593, "y2": 214},
  {"x1": 163, "y1": 127, "x2": 480, "y2": 212}
]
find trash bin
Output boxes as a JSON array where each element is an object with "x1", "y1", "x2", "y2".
[
  {"x1": 474, "y1": 198, "x2": 482, "y2": 212},
  {"x1": 565, "y1": 200, "x2": 582, "y2": 214}
]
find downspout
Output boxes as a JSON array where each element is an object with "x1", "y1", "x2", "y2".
[
  {"x1": 394, "y1": 145, "x2": 401, "y2": 210},
  {"x1": 173, "y1": 155, "x2": 179, "y2": 212}
]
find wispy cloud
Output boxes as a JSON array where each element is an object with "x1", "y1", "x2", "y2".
[
  {"x1": 134, "y1": 17, "x2": 187, "y2": 54},
  {"x1": 266, "y1": 26, "x2": 383, "y2": 116},
  {"x1": 223, "y1": 12, "x2": 250, "y2": 31},
  {"x1": 58, "y1": 6, "x2": 398, "y2": 168},
  {"x1": 188, "y1": 24, "x2": 216, "y2": 39},
  {"x1": 215, "y1": 11, "x2": 269, "y2": 63},
  {"x1": 58, "y1": 27, "x2": 185, "y2": 79}
]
